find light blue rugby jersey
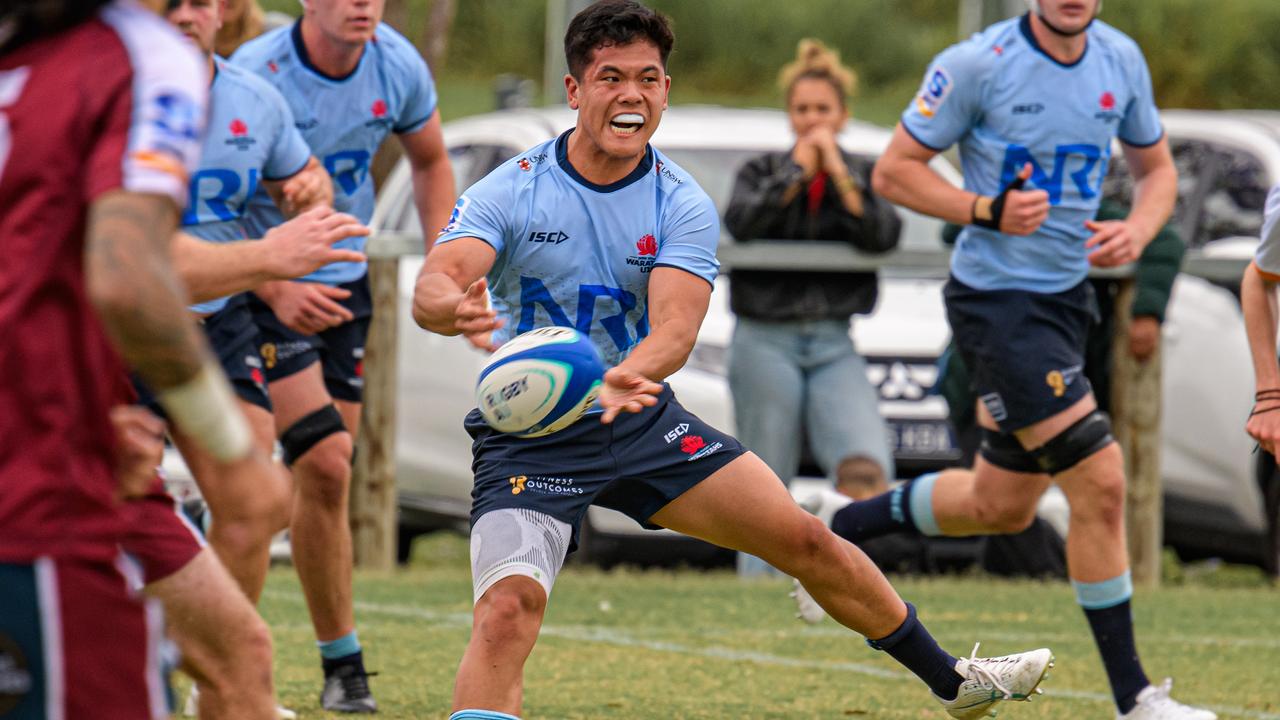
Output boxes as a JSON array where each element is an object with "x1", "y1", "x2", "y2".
[
  {"x1": 903, "y1": 14, "x2": 1163, "y2": 293},
  {"x1": 1254, "y1": 186, "x2": 1280, "y2": 279},
  {"x1": 186, "y1": 58, "x2": 310, "y2": 314},
  {"x1": 436, "y1": 130, "x2": 721, "y2": 369},
  {"x1": 231, "y1": 21, "x2": 438, "y2": 285}
]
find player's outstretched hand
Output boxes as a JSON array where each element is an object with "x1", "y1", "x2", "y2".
[
  {"x1": 263, "y1": 280, "x2": 354, "y2": 335},
  {"x1": 997, "y1": 163, "x2": 1050, "y2": 236},
  {"x1": 263, "y1": 206, "x2": 368, "y2": 280},
  {"x1": 598, "y1": 366, "x2": 662, "y2": 424},
  {"x1": 1247, "y1": 400, "x2": 1280, "y2": 456},
  {"x1": 280, "y1": 157, "x2": 333, "y2": 214},
  {"x1": 455, "y1": 278, "x2": 504, "y2": 353},
  {"x1": 109, "y1": 404, "x2": 166, "y2": 499},
  {"x1": 1085, "y1": 219, "x2": 1146, "y2": 267}
]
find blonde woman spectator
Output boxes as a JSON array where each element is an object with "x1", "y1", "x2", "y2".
[{"x1": 724, "y1": 41, "x2": 901, "y2": 575}]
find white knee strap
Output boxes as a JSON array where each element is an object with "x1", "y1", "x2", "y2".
[{"x1": 471, "y1": 509, "x2": 571, "y2": 604}]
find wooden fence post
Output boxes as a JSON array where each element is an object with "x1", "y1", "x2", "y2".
[
  {"x1": 351, "y1": 255, "x2": 400, "y2": 570},
  {"x1": 1110, "y1": 278, "x2": 1164, "y2": 588}
]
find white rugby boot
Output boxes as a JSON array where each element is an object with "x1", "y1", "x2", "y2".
[
  {"x1": 1118, "y1": 679, "x2": 1217, "y2": 720},
  {"x1": 788, "y1": 488, "x2": 854, "y2": 624},
  {"x1": 936, "y1": 643, "x2": 1054, "y2": 720}
]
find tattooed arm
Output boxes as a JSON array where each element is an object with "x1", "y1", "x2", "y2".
[
  {"x1": 173, "y1": 206, "x2": 368, "y2": 304},
  {"x1": 85, "y1": 191, "x2": 251, "y2": 461},
  {"x1": 86, "y1": 190, "x2": 211, "y2": 387}
]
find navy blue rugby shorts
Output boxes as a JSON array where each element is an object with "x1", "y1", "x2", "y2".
[
  {"x1": 134, "y1": 293, "x2": 271, "y2": 416},
  {"x1": 944, "y1": 276, "x2": 1097, "y2": 432},
  {"x1": 248, "y1": 274, "x2": 372, "y2": 403},
  {"x1": 466, "y1": 384, "x2": 746, "y2": 552}
]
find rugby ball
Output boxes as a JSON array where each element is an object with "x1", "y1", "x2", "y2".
[{"x1": 475, "y1": 327, "x2": 605, "y2": 437}]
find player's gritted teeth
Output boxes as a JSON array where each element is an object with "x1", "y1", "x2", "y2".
[{"x1": 610, "y1": 113, "x2": 645, "y2": 136}]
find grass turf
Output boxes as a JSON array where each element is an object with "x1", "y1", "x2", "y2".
[{"x1": 249, "y1": 534, "x2": 1279, "y2": 719}]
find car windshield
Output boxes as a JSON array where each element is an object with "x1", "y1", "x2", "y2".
[{"x1": 654, "y1": 147, "x2": 948, "y2": 252}]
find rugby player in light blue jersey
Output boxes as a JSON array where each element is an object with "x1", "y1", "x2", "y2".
[
  {"x1": 1242, "y1": 190, "x2": 1280, "y2": 507},
  {"x1": 415, "y1": 3, "x2": 1053, "y2": 719},
  {"x1": 807, "y1": 2, "x2": 1209, "y2": 719},
  {"x1": 154, "y1": 3, "x2": 369, "y2": 718},
  {"x1": 231, "y1": 0, "x2": 456, "y2": 711}
]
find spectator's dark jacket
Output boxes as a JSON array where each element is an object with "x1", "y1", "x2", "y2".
[{"x1": 724, "y1": 150, "x2": 901, "y2": 322}]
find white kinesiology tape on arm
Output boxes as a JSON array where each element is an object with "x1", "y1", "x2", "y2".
[{"x1": 157, "y1": 361, "x2": 253, "y2": 462}]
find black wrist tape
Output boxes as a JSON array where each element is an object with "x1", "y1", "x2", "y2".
[{"x1": 973, "y1": 175, "x2": 1027, "y2": 230}]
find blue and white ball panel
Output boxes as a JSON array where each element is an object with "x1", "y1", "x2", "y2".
[{"x1": 476, "y1": 327, "x2": 604, "y2": 437}]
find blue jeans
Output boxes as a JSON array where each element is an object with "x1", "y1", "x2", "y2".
[{"x1": 728, "y1": 317, "x2": 894, "y2": 484}]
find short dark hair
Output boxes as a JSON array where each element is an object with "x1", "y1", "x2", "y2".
[
  {"x1": 564, "y1": 0, "x2": 674, "y2": 80},
  {"x1": 0, "y1": 0, "x2": 112, "y2": 52}
]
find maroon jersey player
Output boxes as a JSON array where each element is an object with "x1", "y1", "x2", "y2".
[{"x1": 0, "y1": 1, "x2": 274, "y2": 718}]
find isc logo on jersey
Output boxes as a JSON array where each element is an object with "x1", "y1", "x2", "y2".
[{"x1": 915, "y1": 66, "x2": 953, "y2": 119}]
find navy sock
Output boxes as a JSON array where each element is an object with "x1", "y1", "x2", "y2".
[
  {"x1": 1083, "y1": 599, "x2": 1149, "y2": 713},
  {"x1": 868, "y1": 603, "x2": 961, "y2": 701},
  {"x1": 831, "y1": 477, "x2": 921, "y2": 542},
  {"x1": 322, "y1": 649, "x2": 366, "y2": 676}
]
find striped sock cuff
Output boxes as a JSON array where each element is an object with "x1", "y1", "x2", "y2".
[
  {"x1": 317, "y1": 630, "x2": 361, "y2": 660},
  {"x1": 1072, "y1": 571, "x2": 1134, "y2": 610},
  {"x1": 908, "y1": 472, "x2": 942, "y2": 536},
  {"x1": 449, "y1": 711, "x2": 521, "y2": 720}
]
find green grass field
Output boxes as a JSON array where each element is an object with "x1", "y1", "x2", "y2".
[{"x1": 251, "y1": 534, "x2": 1279, "y2": 719}]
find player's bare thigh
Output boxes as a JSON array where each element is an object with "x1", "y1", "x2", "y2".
[
  {"x1": 172, "y1": 399, "x2": 283, "y2": 495},
  {"x1": 648, "y1": 452, "x2": 827, "y2": 555},
  {"x1": 1011, "y1": 392, "x2": 1099, "y2": 449},
  {"x1": 334, "y1": 399, "x2": 361, "y2": 440},
  {"x1": 267, "y1": 362, "x2": 336, "y2": 431}
]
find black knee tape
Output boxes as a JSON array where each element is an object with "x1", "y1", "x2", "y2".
[
  {"x1": 979, "y1": 429, "x2": 1042, "y2": 474},
  {"x1": 1032, "y1": 410, "x2": 1115, "y2": 476},
  {"x1": 280, "y1": 405, "x2": 347, "y2": 467}
]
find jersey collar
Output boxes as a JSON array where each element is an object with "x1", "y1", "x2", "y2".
[
  {"x1": 1019, "y1": 13, "x2": 1089, "y2": 69},
  {"x1": 555, "y1": 129, "x2": 654, "y2": 193},
  {"x1": 292, "y1": 20, "x2": 366, "y2": 82}
]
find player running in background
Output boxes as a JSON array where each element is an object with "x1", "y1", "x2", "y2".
[
  {"x1": 415, "y1": 3, "x2": 1053, "y2": 719},
  {"x1": 0, "y1": 0, "x2": 274, "y2": 717},
  {"x1": 145, "y1": 2, "x2": 368, "y2": 717},
  {"x1": 154, "y1": 0, "x2": 366, "y2": 614},
  {"x1": 802, "y1": 1, "x2": 1212, "y2": 718},
  {"x1": 231, "y1": 0, "x2": 456, "y2": 710},
  {"x1": 1243, "y1": 191, "x2": 1280, "y2": 451}
]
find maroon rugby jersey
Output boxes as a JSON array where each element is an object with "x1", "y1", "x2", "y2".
[{"x1": 0, "y1": 0, "x2": 206, "y2": 563}]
